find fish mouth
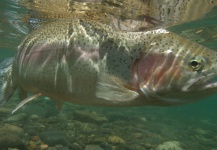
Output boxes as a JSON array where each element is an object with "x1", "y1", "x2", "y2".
[
  {"x1": 138, "y1": 72, "x2": 217, "y2": 105},
  {"x1": 198, "y1": 78, "x2": 217, "y2": 92},
  {"x1": 182, "y1": 73, "x2": 217, "y2": 92}
]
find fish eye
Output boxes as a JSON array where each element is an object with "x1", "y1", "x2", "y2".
[{"x1": 190, "y1": 56, "x2": 203, "y2": 71}]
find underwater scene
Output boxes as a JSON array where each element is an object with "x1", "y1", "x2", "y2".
[{"x1": 1, "y1": 0, "x2": 217, "y2": 150}]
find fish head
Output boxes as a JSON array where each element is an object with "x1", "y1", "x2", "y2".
[{"x1": 132, "y1": 30, "x2": 217, "y2": 105}]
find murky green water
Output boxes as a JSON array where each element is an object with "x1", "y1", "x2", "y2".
[{"x1": 0, "y1": 0, "x2": 217, "y2": 150}]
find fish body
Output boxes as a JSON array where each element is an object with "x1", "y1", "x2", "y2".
[{"x1": 1, "y1": 18, "x2": 216, "y2": 108}]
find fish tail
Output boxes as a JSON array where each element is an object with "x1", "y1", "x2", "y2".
[{"x1": 0, "y1": 57, "x2": 16, "y2": 105}]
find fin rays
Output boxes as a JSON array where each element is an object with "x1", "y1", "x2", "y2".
[
  {"x1": 0, "y1": 58, "x2": 16, "y2": 105},
  {"x1": 12, "y1": 93, "x2": 42, "y2": 114},
  {"x1": 96, "y1": 72, "x2": 139, "y2": 102}
]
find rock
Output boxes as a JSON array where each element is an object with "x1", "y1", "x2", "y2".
[
  {"x1": 71, "y1": 143, "x2": 83, "y2": 150},
  {"x1": 107, "y1": 135, "x2": 126, "y2": 145},
  {"x1": 29, "y1": 114, "x2": 40, "y2": 120},
  {"x1": 0, "y1": 131, "x2": 26, "y2": 149},
  {"x1": 0, "y1": 107, "x2": 12, "y2": 115},
  {"x1": 0, "y1": 124, "x2": 26, "y2": 149},
  {"x1": 0, "y1": 124, "x2": 25, "y2": 138},
  {"x1": 91, "y1": 136, "x2": 107, "y2": 144},
  {"x1": 39, "y1": 131, "x2": 70, "y2": 146},
  {"x1": 66, "y1": 122, "x2": 75, "y2": 130},
  {"x1": 194, "y1": 128, "x2": 209, "y2": 135},
  {"x1": 0, "y1": 124, "x2": 24, "y2": 134},
  {"x1": 45, "y1": 105, "x2": 60, "y2": 117},
  {"x1": 99, "y1": 143, "x2": 112, "y2": 150},
  {"x1": 6, "y1": 113, "x2": 27, "y2": 122},
  {"x1": 73, "y1": 121, "x2": 97, "y2": 132},
  {"x1": 127, "y1": 145, "x2": 146, "y2": 150},
  {"x1": 22, "y1": 104, "x2": 59, "y2": 118},
  {"x1": 195, "y1": 135, "x2": 217, "y2": 147},
  {"x1": 106, "y1": 112, "x2": 128, "y2": 122},
  {"x1": 133, "y1": 132, "x2": 143, "y2": 139},
  {"x1": 22, "y1": 105, "x2": 47, "y2": 118},
  {"x1": 140, "y1": 117, "x2": 148, "y2": 122},
  {"x1": 85, "y1": 145, "x2": 104, "y2": 150},
  {"x1": 156, "y1": 141, "x2": 187, "y2": 150},
  {"x1": 47, "y1": 145, "x2": 70, "y2": 150},
  {"x1": 73, "y1": 110, "x2": 108, "y2": 124}
]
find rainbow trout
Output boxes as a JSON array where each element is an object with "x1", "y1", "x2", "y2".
[{"x1": 1, "y1": 18, "x2": 217, "y2": 113}]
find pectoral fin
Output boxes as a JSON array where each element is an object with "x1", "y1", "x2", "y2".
[
  {"x1": 12, "y1": 93, "x2": 42, "y2": 114},
  {"x1": 96, "y1": 73, "x2": 139, "y2": 102}
]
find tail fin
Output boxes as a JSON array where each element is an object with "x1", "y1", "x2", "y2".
[{"x1": 0, "y1": 58, "x2": 16, "y2": 105}]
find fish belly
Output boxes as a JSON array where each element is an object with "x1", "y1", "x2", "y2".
[{"x1": 12, "y1": 26, "x2": 105, "y2": 105}]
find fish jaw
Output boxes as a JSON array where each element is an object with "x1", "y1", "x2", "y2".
[{"x1": 130, "y1": 32, "x2": 217, "y2": 105}]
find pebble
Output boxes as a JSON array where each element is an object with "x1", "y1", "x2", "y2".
[
  {"x1": 22, "y1": 105, "x2": 47, "y2": 118},
  {"x1": 0, "y1": 131, "x2": 26, "y2": 149},
  {"x1": 85, "y1": 145, "x2": 104, "y2": 150},
  {"x1": 133, "y1": 132, "x2": 143, "y2": 139},
  {"x1": 156, "y1": 141, "x2": 187, "y2": 150},
  {"x1": 73, "y1": 110, "x2": 108, "y2": 124},
  {"x1": 194, "y1": 128, "x2": 209, "y2": 135},
  {"x1": 0, "y1": 107, "x2": 12, "y2": 114},
  {"x1": 73, "y1": 120, "x2": 97, "y2": 131},
  {"x1": 71, "y1": 143, "x2": 83, "y2": 150},
  {"x1": 128, "y1": 145, "x2": 146, "y2": 150},
  {"x1": 140, "y1": 117, "x2": 148, "y2": 122},
  {"x1": 1, "y1": 99, "x2": 217, "y2": 150},
  {"x1": 107, "y1": 135, "x2": 126, "y2": 145},
  {"x1": 39, "y1": 131, "x2": 70, "y2": 146},
  {"x1": 0, "y1": 124, "x2": 25, "y2": 138},
  {"x1": 6, "y1": 113, "x2": 27, "y2": 122},
  {"x1": 0, "y1": 124, "x2": 26, "y2": 149},
  {"x1": 195, "y1": 135, "x2": 217, "y2": 147},
  {"x1": 22, "y1": 104, "x2": 59, "y2": 118},
  {"x1": 47, "y1": 145, "x2": 70, "y2": 150},
  {"x1": 0, "y1": 124, "x2": 24, "y2": 135},
  {"x1": 29, "y1": 114, "x2": 40, "y2": 120}
]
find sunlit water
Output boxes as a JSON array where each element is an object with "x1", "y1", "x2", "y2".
[{"x1": 0, "y1": 0, "x2": 217, "y2": 150}]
